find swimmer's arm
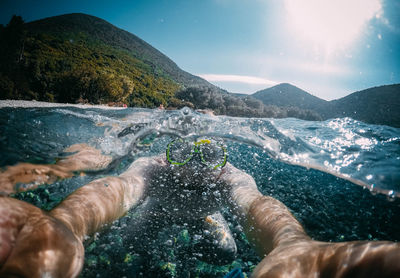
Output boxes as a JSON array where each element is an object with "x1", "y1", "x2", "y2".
[
  {"x1": 0, "y1": 144, "x2": 112, "y2": 196},
  {"x1": 219, "y1": 163, "x2": 309, "y2": 257},
  {"x1": 220, "y1": 165, "x2": 400, "y2": 277},
  {"x1": 50, "y1": 155, "x2": 167, "y2": 241},
  {"x1": 219, "y1": 163, "x2": 263, "y2": 216}
]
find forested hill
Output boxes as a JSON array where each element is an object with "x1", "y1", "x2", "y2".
[
  {"x1": 25, "y1": 13, "x2": 211, "y2": 89},
  {"x1": 252, "y1": 83, "x2": 400, "y2": 127},
  {"x1": 0, "y1": 13, "x2": 323, "y2": 121},
  {"x1": 252, "y1": 83, "x2": 328, "y2": 111},
  {"x1": 327, "y1": 84, "x2": 400, "y2": 127},
  {"x1": 0, "y1": 13, "x2": 221, "y2": 107}
]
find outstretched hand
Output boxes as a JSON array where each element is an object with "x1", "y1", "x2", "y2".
[{"x1": 0, "y1": 144, "x2": 112, "y2": 196}]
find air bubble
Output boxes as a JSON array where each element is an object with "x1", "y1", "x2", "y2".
[
  {"x1": 369, "y1": 184, "x2": 377, "y2": 195},
  {"x1": 213, "y1": 190, "x2": 221, "y2": 198},
  {"x1": 208, "y1": 183, "x2": 216, "y2": 189},
  {"x1": 193, "y1": 234, "x2": 203, "y2": 241},
  {"x1": 181, "y1": 107, "x2": 191, "y2": 115},
  {"x1": 387, "y1": 190, "x2": 396, "y2": 202}
]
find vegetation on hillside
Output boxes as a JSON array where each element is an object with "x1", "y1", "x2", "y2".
[
  {"x1": 0, "y1": 15, "x2": 182, "y2": 107},
  {"x1": 327, "y1": 84, "x2": 400, "y2": 127},
  {"x1": 252, "y1": 83, "x2": 328, "y2": 111},
  {"x1": 253, "y1": 83, "x2": 400, "y2": 127},
  {"x1": 176, "y1": 86, "x2": 322, "y2": 120},
  {"x1": 0, "y1": 14, "x2": 327, "y2": 121}
]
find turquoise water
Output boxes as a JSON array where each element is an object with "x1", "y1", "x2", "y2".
[{"x1": 1, "y1": 106, "x2": 399, "y2": 277}]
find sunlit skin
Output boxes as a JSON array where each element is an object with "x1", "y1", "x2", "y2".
[
  {"x1": 0, "y1": 143, "x2": 400, "y2": 277},
  {"x1": 0, "y1": 144, "x2": 112, "y2": 196}
]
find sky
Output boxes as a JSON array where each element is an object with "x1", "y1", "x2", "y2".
[{"x1": 0, "y1": 0, "x2": 399, "y2": 100}]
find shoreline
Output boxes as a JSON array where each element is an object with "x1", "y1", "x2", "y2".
[{"x1": 0, "y1": 100, "x2": 127, "y2": 110}]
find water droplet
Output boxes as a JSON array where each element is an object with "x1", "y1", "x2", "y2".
[
  {"x1": 213, "y1": 190, "x2": 221, "y2": 198},
  {"x1": 387, "y1": 190, "x2": 396, "y2": 202},
  {"x1": 193, "y1": 234, "x2": 203, "y2": 241},
  {"x1": 181, "y1": 107, "x2": 191, "y2": 115},
  {"x1": 208, "y1": 183, "x2": 216, "y2": 189},
  {"x1": 369, "y1": 184, "x2": 377, "y2": 195}
]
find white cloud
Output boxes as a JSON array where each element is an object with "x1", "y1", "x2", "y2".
[{"x1": 198, "y1": 74, "x2": 278, "y2": 86}]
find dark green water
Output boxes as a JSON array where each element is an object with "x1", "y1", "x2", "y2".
[{"x1": 1, "y1": 106, "x2": 399, "y2": 277}]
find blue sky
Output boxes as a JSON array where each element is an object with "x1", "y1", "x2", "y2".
[{"x1": 1, "y1": 0, "x2": 399, "y2": 100}]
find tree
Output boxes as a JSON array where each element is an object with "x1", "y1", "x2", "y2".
[{"x1": 1, "y1": 15, "x2": 26, "y2": 67}]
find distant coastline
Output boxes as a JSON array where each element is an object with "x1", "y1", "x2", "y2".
[
  {"x1": 1, "y1": 14, "x2": 398, "y2": 126},
  {"x1": 0, "y1": 100, "x2": 127, "y2": 110}
]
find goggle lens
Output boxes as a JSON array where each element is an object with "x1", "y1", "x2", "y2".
[
  {"x1": 200, "y1": 143, "x2": 226, "y2": 168},
  {"x1": 167, "y1": 139, "x2": 193, "y2": 165},
  {"x1": 167, "y1": 138, "x2": 227, "y2": 169}
]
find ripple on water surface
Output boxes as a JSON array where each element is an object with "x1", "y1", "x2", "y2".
[{"x1": 1, "y1": 105, "x2": 399, "y2": 277}]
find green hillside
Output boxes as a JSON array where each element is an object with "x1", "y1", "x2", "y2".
[
  {"x1": 328, "y1": 84, "x2": 400, "y2": 127},
  {"x1": 252, "y1": 83, "x2": 328, "y2": 111},
  {"x1": 252, "y1": 83, "x2": 400, "y2": 127},
  {"x1": 0, "y1": 13, "x2": 215, "y2": 107},
  {"x1": 0, "y1": 13, "x2": 323, "y2": 121}
]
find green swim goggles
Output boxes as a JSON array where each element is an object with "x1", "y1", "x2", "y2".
[{"x1": 166, "y1": 138, "x2": 227, "y2": 169}]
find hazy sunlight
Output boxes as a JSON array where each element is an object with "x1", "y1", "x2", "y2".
[{"x1": 284, "y1": 0, "x2": 382, "y2": 51}]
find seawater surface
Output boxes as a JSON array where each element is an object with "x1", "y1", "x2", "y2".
[{"x1": 0, "y1": 104, "x2": 399, "y2": 277}]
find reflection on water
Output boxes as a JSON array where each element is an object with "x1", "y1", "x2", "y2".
[{"x1": 1, "y1": 106, "x2": 399, "y2": 277}]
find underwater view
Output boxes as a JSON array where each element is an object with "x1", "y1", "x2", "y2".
[{"x1": 1, "y1": 104, "x2": 399, "y2": 277}]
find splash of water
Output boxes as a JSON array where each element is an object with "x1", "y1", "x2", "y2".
[{"x1": 94, "y1": 107, "x2": 399, "y2": 198}]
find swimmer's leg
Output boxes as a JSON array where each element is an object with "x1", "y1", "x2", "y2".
[
  {"x1": 0, "y1": 143, "x2": 112, "y2": 195},
  {"x1": 192, "y1": 211, "x2": 237, "y2": 265}
]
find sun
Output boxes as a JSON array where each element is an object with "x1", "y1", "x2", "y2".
[{"x1": 284, "y1": 0, "x2": 382, "y2": 52}]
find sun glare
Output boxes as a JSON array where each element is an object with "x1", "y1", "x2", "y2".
[{"x1": 284, "y1": 0, "x2": 382, "y2": 51}]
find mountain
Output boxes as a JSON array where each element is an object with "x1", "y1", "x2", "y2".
[
  {"x1": 328, "y1": 84, "x2": 400, "y2": 127},
  {"x1": 175, "y1": 86, "x2": 322, "y2": 120},
  {"x1": 0, "y1": 13, "x2": 223, "y2": 107},
  {"x1": 25, "y1": 13, "x2": 211, "y2": 88},
  {"x1": 252, "y1": 83, "x2": 328, "y2": 111},
  {"x1": 0, "y1": 13, "x2": 322, "y2": 121},
  {"x1": 2, "y1": 14, "x2": 394, "y2": 125},
  {"x1": 252, "y1": 83, "x2": 400, "y2": 127}
]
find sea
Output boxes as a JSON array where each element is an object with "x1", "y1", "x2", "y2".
[{"x1": 0, "y1": 103, "x2": 399, "y2": 277}]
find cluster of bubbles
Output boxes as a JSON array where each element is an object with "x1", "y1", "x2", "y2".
[{"x1": 4, "y1": 106, "x2": 399, "y2": 277}]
